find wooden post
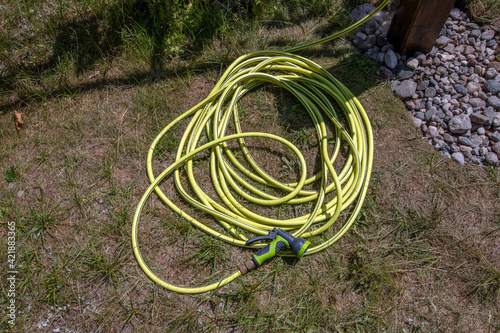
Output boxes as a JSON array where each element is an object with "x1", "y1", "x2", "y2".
[{"x1": 387, "y1": 0, "x2": 456, "y2": 55}]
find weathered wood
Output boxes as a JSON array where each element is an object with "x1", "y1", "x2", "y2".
[{"x1": 388, "y1": 0, "x2": 456, "y2": 55}]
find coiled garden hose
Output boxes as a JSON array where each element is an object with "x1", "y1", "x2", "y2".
[{"x1": 132, "y1": 0, "x2": 390, "y2": 294}]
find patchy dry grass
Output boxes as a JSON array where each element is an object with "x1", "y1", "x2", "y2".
[{"x1": 1, "y1": 0, "x2": 499, "y2": 332}]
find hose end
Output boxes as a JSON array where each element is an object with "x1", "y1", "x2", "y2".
[{"x1": 238, "y1": 259, "x2": 256, "y2": 274}]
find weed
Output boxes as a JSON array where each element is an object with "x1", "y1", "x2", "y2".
[
  {"x1": 485, "y1": 166, "x2": 500, "y2": 187},
  {"x1": 4, "y1": 165, "x2": 18, "y2": 182},
  {"x1": 152, "y1": 129, "x2": 180, "y2": 159},
  {"x1": 164, "y1": 216, "x2": 192, "y2": 237},
  {"x1": 466, "y1": 0, "x2": 500, "y2": 23},
  {"x1": 25, "y1": 205, "x2": 60, "y2": 244},
  {"x1": 40, "y1": 265, "x2": 69, "y2": 307},
  {"x1": 63, "y1": 154, "x2": 82, "y2": 189},
  {"x1": 72, "y1": 190, "x2": 87, "y2": 218},
  {"x1": 120, "y1": 301, "x2": 150, "y2": 333},
  {"x1": 185, "y1": 235, "x2": 229, "y2": 273},
  {"x1": 36, "y1": 149, "x2": 50, "y2": 164},
  {"x1": 82, "y1": 241, "x2": 126, "y2": 284},
  {"x1": 346, "y1": 245, "x2": 395, "y2": 297},
  {"x1": 287, "y1": 128, "x2": 315, "y2": 149},
  {"x1": 107, "y1": 199, "x2": 132, "y2": 238},
  {"x1": 99, "y1": 157, "x2": 114, "y2": 183},
  {"x1": 466, "y1": 266, "x2": 500, "y2": 306}
]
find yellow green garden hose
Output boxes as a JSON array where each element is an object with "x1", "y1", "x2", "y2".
[{"x1": 132, "y1": 0, "x2": 390, "y2": 294}]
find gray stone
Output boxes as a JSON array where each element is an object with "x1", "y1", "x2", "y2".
[
  {"x1": 379, "y1": 66, "x2": 393, "y2": 78},
  {"x1": 377, "y1": 52, "x2": 386, "y2": 63},
  {"x1": 439, "y1": 150, "x2": 451, "y2": 159},
  {"x1": 417, "y1": 80, "x2": 430, "y2": 91},
  {"x1": 450, "y1": 144, "x2": 460, "y2": 153},
  {"x1": 449, "y1": 114, "x2": 472, "y2": 134},
  {"x1": 427, "y1": 126, "x2": 439, "y2": 137},
  {"x1": 469, "y1": 98, "x2": 486, "y2": 108},
  {"x1": 350, "y1": 4, "x2": 375, "y2": 21},
  {"x1": 458, "y1": 136, "x2": 473, "y2": 146},
  {"x1": 485, "y1": 152, "x2": 499, "y2": 166},
  {"x1": 415, "y1": 111, "x2": 425, "y2": 120},
  {"x1": 449, "y1": 8, "x2": 462, "y2": 20},
  {"x1": 470, "y1": 134, "x2": 483, "y2": 147},
  {"x1": 479, "y1": 147, "x2": 488, "y2": 156},
  {"x1": 454, "y1": 84, "x2": 468, "y2": 94},
  {"x1": 405, "y1": 100, "x2": 416, "y2": 109},
  {"x1": 465, "y1": 22, "x2": 480, "y2": 30},
  {"x1": 381, "y1": 44, "x2": 395, "y2": 53},
  {"x1": 493, "y1": 109, "x2": 500, "y2": 125},
  {"x1": 484, "y1": 80, "x2": 500, "y2": 94},
  {"x1": 464, "y1": 45, "x2": 476, "y2": 55},
  {"x1": 365, "y1": 35, "x2": 377, "y2": 48},
  {"x1": 461, "y1": 146, "x2": 473, "y2": 158},
  {"x1": 406, "y1": 58, "x2": 419, "y2": 70},
  {"x1": 426, "y1": 107, "x2": 437, "y2": 121},
  {"x1": 492, "y1": 141, "x2": 500, "y2": 153},
  {"x1": 466, "y1": 82, "x2": 481, "y2": 94},
  {"x1": 357, "y1": 41, "x2": 370, "y2": 53},
  {"x1": 436, "y1": 36, "x2": 452, "y2": 48},
  {"x1": 481, "y1": 135, "x2": 490, "y2": 146},
  {"x1": 395, "y1": 64, "x2": 414, "y2": 79},
  {"x1": 415, "y1": 100, "x2": 425, "y2": 110},
  {"x1": 470, "y1": 30, "x2": 481, "y2": 39},
  {"x1": 443, "y1": 44, "x2": 456, "y2": 54},
  {"x1": 487, "y1": 39, "x2": 497, "y2": 47},
  {"x1": 425, "y1": 87, "x2": 437, "y2": 98},
  {"x1": 451, "y1": 152, "x2": 465, "y2": 165},
  {"x1": 481, "y1": 30, "x2": 495, "y2": 41},
  {"x1": 422, "y1": 58, "x2": 433, "y2": 67},
  {"x1": 443, "y1": 103, "x2": 452, "y2": 111},
  {"x1": 393, "y1": 80, "x2": 417, "y2": 98},
  {"x1": 485, "y1": 68, "x2": 498, "y2": 80},
  {"x1": 487, "y1": 96, "x2": 500, "y2": 108},
  {"x1": 356, "y1": 32, "x2": 367, "y2": 41},
  {"x1": 477, "y1": 127, "x2": 486, "y2": 135},
  {"x1": 434, "y1": 139, "x2": 448, "y2": 150},
  {"x1": 412, "y1": 117, "x2": 422, "y2": 128},
  {"x1": 385, "y1": 50, "x2": 398, "y2": 69},
  {"x1": 490, "y1": 131, "x2": 500, "y2": 142},
  {"x1": 455, "y1": 45, "x2": 466, "y2": 54},
  {"x1": 470, "y1": 112, "x2": 491, "y2": 125},
  {"x1": 470, "y1": 156, "x2": 482, "y2": 164},
  {"x1": 472, "y1": 123, "x2": 484, "y2": 133}
]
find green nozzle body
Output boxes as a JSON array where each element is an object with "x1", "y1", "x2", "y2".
[{"x1": 245, "y1": 228, "x2": 311, "y2": 267}]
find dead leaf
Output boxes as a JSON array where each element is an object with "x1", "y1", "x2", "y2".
[{"x1": 14, "y1": 110, "x2": 23, "y2": 130}]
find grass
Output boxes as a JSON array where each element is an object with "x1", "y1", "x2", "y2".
[
  {"x1": 0, "y1": 0, "x2": 499, "y2": 332},
  {"x1": 466, "y1": 0, "x2": 500, "y2": 23}
]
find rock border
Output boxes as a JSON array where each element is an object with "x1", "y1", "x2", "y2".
[{"x1": 351, "y1": 4, "x2": 500, "y2": 167}]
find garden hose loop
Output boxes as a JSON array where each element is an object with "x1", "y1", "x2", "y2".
[{"x1": 132, "y1": 0, "x2": 390, "y2": 294}]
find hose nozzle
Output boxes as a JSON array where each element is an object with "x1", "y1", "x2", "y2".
[{"x1": 242, "y1": 228, "x2": 310, "y2": 270}]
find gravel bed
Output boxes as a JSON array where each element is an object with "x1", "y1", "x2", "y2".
[{"x1": 351, "y1": 4, "x2": 500, "y2": 167}]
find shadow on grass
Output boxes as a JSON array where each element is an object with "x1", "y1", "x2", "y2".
[
  {"x1": 0, "y1": 0, "x2": 381, "y2": 115},
  {"x1": 0, "y1": 0, "x2": 257, "y2": 113}
]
